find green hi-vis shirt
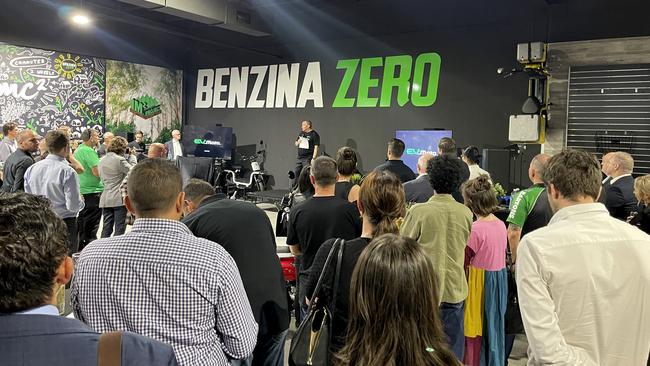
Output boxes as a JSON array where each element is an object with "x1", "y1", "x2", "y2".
[
  {"x1": 74, "y1": 144, "x2": 103, "y2": 194},
  {"x1": 400, "y1": 194, "x2": 473, "y2": 304},
  {"x1": 506, "y1": 184, "x2": 546, "y2": 228}
]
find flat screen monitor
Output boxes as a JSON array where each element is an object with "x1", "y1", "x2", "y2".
[
  {"x1": 395, "y1": 130, "x2": 453, "y2": 172},
  {"x1": 183, "y1": 125, "x2": 233, "y2": 160}
]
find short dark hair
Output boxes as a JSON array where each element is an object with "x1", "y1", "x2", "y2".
[
  {"x1": 387, "y1": 138, "x2": 406, "y2": 158},
  {"x1": 297, "y1": 165, "x2": 315, "y2": 195},
  {"x1": 2, "y1": 122, "x2": 17, "y2": 136},
  {"x1": 81, "y1": 128, "x2": 94, "y2": 142},
  {"x1": 336, "y1": 147, "x2": 358, "y2": 176},
  {"x1": 135, "y1": 130, "x2": 144, "y2": 137},
  {"x1": 303, "y1": 120, "x2": 312, "y2": 128},
  {"x1": 127, "y1": 158, "x2": 182, "y2": 217},
  {"x1": 0, "y1": 192, "x2": 69, "y2": 312},
  {"x1": 438, "y1": 137, "x2": 456, "y2": 155},
  {"x1": 462, "y1": 146, "x2": 481, "y2": 165},
  {"x1": 542, "y1": 149, "x2": 601, "y2": 201},
  {"x1": 311, "y1": 156, "x2": 338, "y2": 186},
  {"x1": 461, "y1": 175, "x2": 497, "y2": 216},
  {"x1": 45, "y1": 130, "x2": 69, "y2": 154},
  {"x1": 427, "y1": 154, "x2": 465, "y2": 194},
  {"x1": 183, "y1": 178, "x2": 215, "y2": 203}
]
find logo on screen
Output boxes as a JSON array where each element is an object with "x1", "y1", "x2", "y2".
[{"x1": 405, "y1": 148, "x2": 437, "y2": 156}]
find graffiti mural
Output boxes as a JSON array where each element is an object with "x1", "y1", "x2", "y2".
[{"x1": 0, "y1": 43, "x2": 105, "y2": 139}]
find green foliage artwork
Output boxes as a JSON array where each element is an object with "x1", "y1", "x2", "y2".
[{"x1": 105, "y1": 60, "x2": 182, "y2": 142}]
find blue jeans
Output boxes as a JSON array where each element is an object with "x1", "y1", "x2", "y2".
[
  {"x1": 101, "y1": 206, "x2": 127, "y2": 238},
  {"x1": 230, "y1": 330, "x2": 288, "y2": 366},
  {"x1": 440, "y1": 301, "x2": 465, "y2": 361}
]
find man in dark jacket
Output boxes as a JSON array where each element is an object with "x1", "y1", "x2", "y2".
[
  {"x1": 0, "y1": 192, "x2": 177, "y2": 366},
  {"x1": 374, "y1": 138, "x2": 416, "y2": 183},
  {"x1": 1, "y1": 129, "x2": 39, "y2": 192},
  {"x1": 403, "y1": 153, "x2": 435, "y2": 203},
  {"x1": 182, "y1": 179, "x2": 290, "y2": 366},
  {"x1": 601, "y1": 151, "x2": 637, "y2": 220}
]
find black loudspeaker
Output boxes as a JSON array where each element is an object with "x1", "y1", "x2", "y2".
[
  {"x1": 127, "y1": 132, "x2": 135, "y2": 142},
  {"x1": 482, "y1": 149, "x2": 511, "y2": 192}
]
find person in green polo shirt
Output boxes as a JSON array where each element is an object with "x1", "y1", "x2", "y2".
[
  {"x1": 400, "y1": 154, "x2": 473, "y2": 361},
  {"x1": 74, "y1": 128, "x2": 104, "y2": 251}
]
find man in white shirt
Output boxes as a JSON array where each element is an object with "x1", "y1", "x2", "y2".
[
  {"x1": 516, "y1": 149, "x2": 650, "y2": 366},
  {"x1": 0, "y1": 121, "x2": 19, "y2": 163},
  {"x1": 165, "y1": 129, "x2": 184, "y2": 160}
]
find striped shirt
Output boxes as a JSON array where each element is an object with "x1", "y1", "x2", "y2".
[{"x1": 71, "y1": 218, "x2": 258, "y2": 365}]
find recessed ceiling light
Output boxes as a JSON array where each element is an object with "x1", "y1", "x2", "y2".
[{"x1": 71, "y1": 13, "x2": 91, "y2": 26}]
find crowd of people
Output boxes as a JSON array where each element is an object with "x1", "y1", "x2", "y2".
[{"x1": 1, "y1": 119, "x2": 650, "y2": 366}]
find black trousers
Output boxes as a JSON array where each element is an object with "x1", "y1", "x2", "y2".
[
  {"x1": 63, "y1": 217, "x2": 79, "y2": 255},
  {"x1": 293, "y1": 157, "x2": 311, "y2": 189},
  {"x1": 77, "y1": 193, "x2": 102, "y2": 251},
  {"x1": 101, "y1": 206, "x2": 127, "y2": 238}
]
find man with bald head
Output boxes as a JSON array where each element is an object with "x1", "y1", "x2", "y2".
[
  {"x1": 1, "y1": 129, "x2": 39, "y2": 192},
  {"x1": 165, "y1": 129, "x2": 184, "y2": 160},
  {"x1": 403, "y1": 153, "x2": 435, "y2": 203},
  {"x1": 601, "y1": 151, "x2": 637, "y2": 220},
  {"x1": 97, "y1": 131, "x2": 114, "y2": 158},
  {"x1": 504, "y1": 153, "x2": 553, "y2": 359}
]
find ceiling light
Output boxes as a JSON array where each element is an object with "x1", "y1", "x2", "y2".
[{"x1": 71, "y1": 13, "x2": 91, "y2": 26}]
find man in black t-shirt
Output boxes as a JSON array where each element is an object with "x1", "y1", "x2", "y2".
[
  {"x1": 287, "y1": 156, "x2": 361, "y2": 319},
  {"x1": 374, "y1": 138, "x2": 416, "y2": 183},
  {"x1": 181, "y1": 179, "x2": 289, "y2": 366},
  {"x1": 293, "y1": 120, "x2": 320, "y2": 188}
]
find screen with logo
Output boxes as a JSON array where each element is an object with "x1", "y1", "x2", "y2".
[
  {"x1": 395, "y1": 130, "x2": 453, "y2": 172},
  {"x1": 183, "y1": 125, "x2": 233, "y2": 160}
]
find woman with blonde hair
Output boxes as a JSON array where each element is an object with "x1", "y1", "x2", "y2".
[
  {"x1": 305, "y1": 170, "x2": 406, "y2": 356},
  {"x1": 629, "y1": 174, "x2": 650, "y2": 234},
  {"x1": 335, "y1": 234, "x2": 459, "y2": 366}
]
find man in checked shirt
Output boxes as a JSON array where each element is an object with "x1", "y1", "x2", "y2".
[{"x1": 72, "y1": 158, "x2": 258, "y2": 365}]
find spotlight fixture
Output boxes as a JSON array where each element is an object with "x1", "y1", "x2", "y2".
[{"x1": 71, "y1": 12, "x2": 91, "y2": 26}]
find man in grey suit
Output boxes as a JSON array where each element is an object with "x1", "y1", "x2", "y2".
[
  {"x1": 0, "y1": 192, "x2": 177, "y2": 366},
  {"x1": 403, "y1": 153, "x2": 435, "y2": 204},
  {"x1": 166, "y1": 129, "x2": 184, "y2": 160}
]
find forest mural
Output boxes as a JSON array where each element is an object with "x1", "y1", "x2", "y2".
[
  {"x1": 0, "y1": 42, "x2": 182, "y2": 143},
  {"x1": 106, "y1": 60, "x2": 182, "y2": 143}
]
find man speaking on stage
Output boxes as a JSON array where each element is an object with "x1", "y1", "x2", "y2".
[{"x1": 293, "y1": 120, "x2": 319, "y2": 188}]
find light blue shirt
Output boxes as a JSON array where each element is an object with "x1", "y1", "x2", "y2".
[
  {"x1": 16, "y1": 305, "x2": 59, "y2": 316},
  {"x1": 24, "y1": 154, "x2": 85, "y2": 218}
]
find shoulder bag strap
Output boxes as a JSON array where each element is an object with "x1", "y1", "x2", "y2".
[
  {"x1": 329, "y1": 239, "x2": 345, "y2": 317},
  {"x1": 98, "y1": 331, "x2": 123, "y2": 366},
  {"x1": 307, "y1": 238, "x2": 342, "y2": 308}
]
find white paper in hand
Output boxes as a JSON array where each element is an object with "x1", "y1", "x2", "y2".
[{"x1": 298, "y1": 136, "x2": 310, "y2": 149}]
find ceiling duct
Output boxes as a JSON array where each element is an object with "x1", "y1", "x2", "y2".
[
  {"x1": 215, "y1": 2, "x2": 271, "y2": 37},
  {"x1": 117, "y1": 0, "x2": 270, "y2": 35}
]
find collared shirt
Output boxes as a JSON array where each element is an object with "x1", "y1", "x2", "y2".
[
  {"x1": 71, "y1": 218, "x2": 258, "y2": 366},
  {"x1": 172, "y1": 140, "x2": 183, "y2": 159},
  {"x1": 0, "y1": 136, "x2": 17, "y2": 162},
  {"x1": 16, "y1": 305, "x2": 59, "y2": 316},
  {"x1": 610, "y1": 173, "x2": 632, "y2": 185},
  {"x1": 517, "y1": 203, "x2": 650, "y2": 366},
  {"x1": 400, "y1": 194, "x2": 473, "y2": 304},
  {"x1": 24, "y1": 154, "x2": 84, "y2": 218}
]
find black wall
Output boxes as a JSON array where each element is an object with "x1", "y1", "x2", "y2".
[{"x1": 185, "y1": 22, "x2": 541, "y2": 189}]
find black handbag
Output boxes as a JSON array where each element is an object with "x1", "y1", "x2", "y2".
[
  {"x1": 505, "y1": 268, "x2": 525, "y2": 334},
  {"x1": 289, "y1": 239, "x2": 344, "y2": 366}
]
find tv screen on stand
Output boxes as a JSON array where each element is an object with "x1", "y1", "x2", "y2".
[
  {"x1": 183, "y1": 125, "x2": 233, "y2": 160},
  {"x1": 395, "y1": 130, "x2": 453, "y2": 172}
]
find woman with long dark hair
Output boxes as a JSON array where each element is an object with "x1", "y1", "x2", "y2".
[
  {"x1": 462, "y1": 146, "x2": 491, "y2": 181},
  {"x1": 304, "y1": 170, "x2": 405, "y2": 354},
  {"x1": 334, "y1": 146, "x2": 361, "y2": 203},
  {"x1": 335, "y1": 234, "x2": 459, "y2": 366}
]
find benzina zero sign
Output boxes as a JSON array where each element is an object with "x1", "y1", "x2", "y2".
[{"x1": 194, "y1": 52, "x2": 441, "y2": 109}]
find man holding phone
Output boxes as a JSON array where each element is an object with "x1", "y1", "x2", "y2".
[{"x1": 293, "y1": 120, "x2": 319, "y2": 189}]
